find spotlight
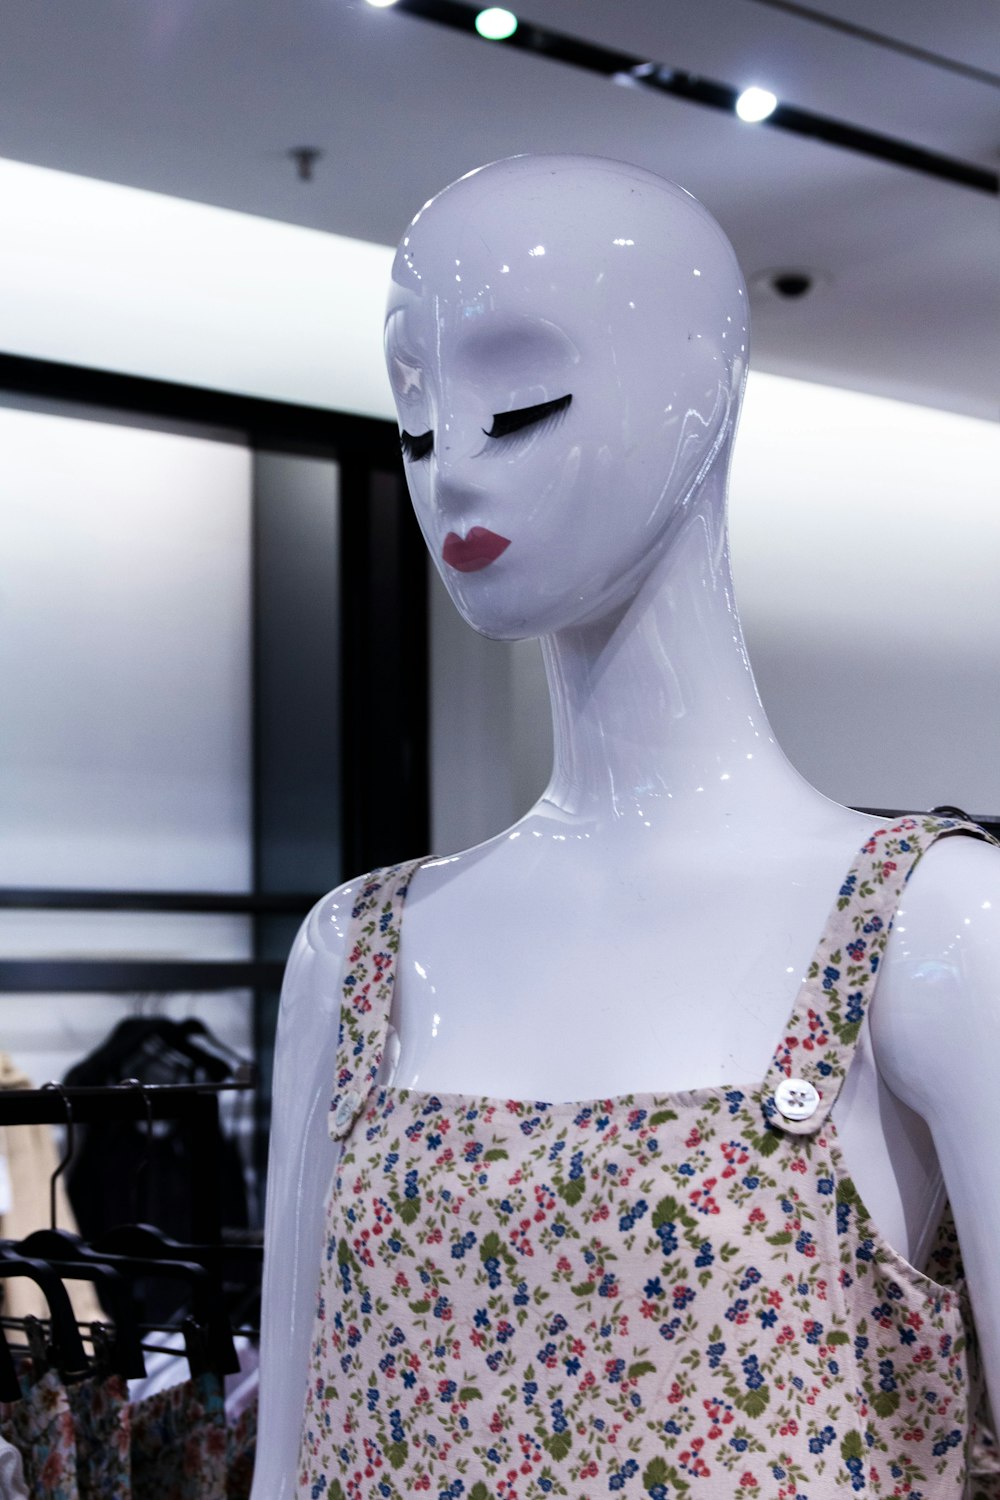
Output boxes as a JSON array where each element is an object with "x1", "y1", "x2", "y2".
[
  {"x1": 735, "y1": 86, "x2": 778, "y2": 123},
  {"x1": 475, "y1": 7, "x2": 518, "y2": 40},
  {"x1": 364, "y1": 0, "x2": 399, "y2": 8}
]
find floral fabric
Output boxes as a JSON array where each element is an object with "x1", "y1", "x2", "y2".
[
  {"x1": 299, "y1": 817, "x2": 994, "y2": 1500},
  {"x1": 68, "y1": 1371, "x2": 131, "y2": 1498},
  {"x1": 0, "y1": 1359, "x2": 253, "y2": 1498},
  {"x1": 226, "y1": 1394, "x2": 258, "y2": 1500},
  {"x1": 0, "y1": 1365, "x2": 77, "y2": 1499},
  {"x1": 132, "y1": 1370, "x2": 227, "y2": 1500}
]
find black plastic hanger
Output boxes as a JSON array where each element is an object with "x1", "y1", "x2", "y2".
[
  {"x1": 0, "y1": 1249, "x2": 90, "y2": 1387},
  {"x1": 93, "y1": 1223, "x2": 240, "y2": 1374},
  {"x1": 9, "y1": 1231, "x2": 146, "y2": 1379}
]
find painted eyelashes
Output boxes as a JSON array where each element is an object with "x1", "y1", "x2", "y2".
[{"x1": 399, "y1": 393, "x2": 572, "y2": 461}]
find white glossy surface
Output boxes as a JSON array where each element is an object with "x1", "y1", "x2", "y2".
[{"x1": 251, "y1": 157, "x2": 1000, "y2": 1497}]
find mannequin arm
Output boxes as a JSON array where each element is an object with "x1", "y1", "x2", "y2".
[
  {"x1": 873, "y1": 836, "x2": 1000, "y2": 1409},
  {"x1": 249, "y1": 891, "x2": 351, "y2": 1500}
]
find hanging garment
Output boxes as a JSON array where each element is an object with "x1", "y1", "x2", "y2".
[
  {"x1": 0, "y1": 1433, "x2": 28, "y2": 1500},
  {"x1": 67, "y1": 1372, "x2": 132, "y2": 1499},
  {"x1": 0, "y1": 1364, "x2": 77, "y2": 1500},
  {"x1": 226, "y1": 1395, "x2": 257, "y2": 1500},
  {"x1": 63, "y1": 1021, "x2": 249, "y2": 1250},
  {"x1": 131, "y1": 1370, "x2": 227, "y2": 1500},
  {"x1": 298, "y1": 815, "x2": 995, "y2": 1499}
]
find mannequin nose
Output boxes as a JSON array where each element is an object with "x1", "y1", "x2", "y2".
[{"x1": 430, "y1": 431, "x2": 487, "y2": 513}]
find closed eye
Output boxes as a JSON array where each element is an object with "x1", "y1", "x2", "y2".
[
  {"x1": 484, "y1": 393, "x2": 572, "y2": 439},
  {"x1": 400, "y1": 429, "x2": 433, "y2": 461}
]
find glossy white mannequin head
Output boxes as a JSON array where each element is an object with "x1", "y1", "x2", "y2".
[{"x1": 385, "y1": 154, "x2": 749, "y2": 640}]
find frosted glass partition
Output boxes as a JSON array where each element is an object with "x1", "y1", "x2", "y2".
[{"x1": 0, "y1": 399, "x2": 254, "y2": 1085}]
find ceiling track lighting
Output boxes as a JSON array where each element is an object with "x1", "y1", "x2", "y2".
[
  {"x1": 735, "y1": 86, "x2": 778, "y2": 123},
  {"x1": 381, "y1": 0, "x2": 998, "y2": 197},
  {"x1": 475, "y1": 7, "x2": 517, "y2": 40}
]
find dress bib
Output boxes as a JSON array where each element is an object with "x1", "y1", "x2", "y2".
[{"x1": 298, "y1": 816, "x2": 993, "y2": 1499}]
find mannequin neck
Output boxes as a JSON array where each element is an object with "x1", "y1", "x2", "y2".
[{"x1": 537, "y1": 471, "x2": 810, "y2": 836}]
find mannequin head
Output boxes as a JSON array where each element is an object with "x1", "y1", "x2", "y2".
[{"x1": 385, "y1": 154, "x2": 748, "y2": 640}]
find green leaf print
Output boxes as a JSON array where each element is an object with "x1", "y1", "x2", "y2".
[
  {"x1": 483, "y1": 1148, "x2": 508, "y2": 1161},
  {"x1": 337, "y1": 1237, "x2": 360, "y2": 1273},
  {"x1": 766, "y1": 1230, "x2": 793, "y2": 1246},
  {"x1": 543, "y1": 1429, "x2": 573, "y2": 1460},
  {"x1": 628, "y1": 1360, "x2": 658, "y2": 1380},
  {"x1": 642, "y1": 1457, "x2": 689, "y2": 1494},
  {"x1": 458, "y1": 1386, "x2": 482, "y2": 1401},
  {"x1": 748, "y1": 1130, "x2": 781, "y2": 1158},
  {"x1": 734, "y1": 1386, "x2": 769, "y2": 1418},
  {"x1": 327, "y1": 1482, "x2": 346, "y2": 1500},
  {"x1": 648, "y1": 1109, "x2": 678, "y2": 1126},
  {"x1": 480, "y1": 1232, "x2": 504, "y2": 1261},
  {"x1": 872, "y1": 1390, "x2": 900, "y2": 1419},
  {"x1": 840, "y1": 1431, "x2": 864, "y2": 1462},
  {"x1": 469, "y1": 1485, "x2": 491, "y2": 1500},
  {"x1": 826, "y1": 1330, "x2": 851, "y2": 1345},
  {"x1": 571, "y1": 1281, "x2": 595, "y2": 1298},
  {"x1": 398, "y1": 1196, "x2": 421, "y2": 1225},
  {"x1": 386, "y1": 1440, "x2": 409, "y2": 1469},
  {"x1": 408, "y1": 1299, "x2": 431, "y2": 1314},
  {"x1": 652, "y1": 1196, "x2": 681, "y2": 1228},
  {"x1": 557, "y1": 1177, "x2": 587, "y2": 1207}
]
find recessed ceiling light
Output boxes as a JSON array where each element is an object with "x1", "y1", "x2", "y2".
[
  {"x1": 735, "y1": 86, "x2": 778, "y2": 123},
  {"x1": 364, "y1": 0, "x2": 399, "y2": 8},
  {"x1": 475, "y1": 7, "x2": 518, "y2": 40}
]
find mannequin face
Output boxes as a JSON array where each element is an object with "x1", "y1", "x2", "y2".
[{"x1": 385, "y1": 155, "x2": 748, "y2": 640}]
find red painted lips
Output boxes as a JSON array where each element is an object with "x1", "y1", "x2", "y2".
[{"x1": 442, "y1": 527, "x2": 511, "y2": 573}]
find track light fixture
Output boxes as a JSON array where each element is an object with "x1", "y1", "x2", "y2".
[{"x1": 735, "y1": 86, "x2": 778, "y2": 122}]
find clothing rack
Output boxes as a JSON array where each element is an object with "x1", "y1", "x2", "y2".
[{"x1": 0, "y1": 1083, "x2": 251, "y2": 1243}]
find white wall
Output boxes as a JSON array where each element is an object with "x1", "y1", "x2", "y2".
[
  {"x1": 731, "y1": 374, "x2": 1000, "y2": 814},
  {"x1": 430, "y1": 373, "x2": 1000, "y2": 852},
  {"x1": 0, "y1": 156, "x2": 395, "y2": 419},
  {"x1": 0, "y1": 401, "x2": 254, "y2": 1087}
]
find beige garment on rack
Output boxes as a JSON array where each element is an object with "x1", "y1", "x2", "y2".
[{"x1": 0, "y1": 1052, "x2": 103, "y2": 1325}]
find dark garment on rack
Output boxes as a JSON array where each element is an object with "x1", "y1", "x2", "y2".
[{"x1": 63, "y1": 1022, "x2": 248, "y2": 1266}]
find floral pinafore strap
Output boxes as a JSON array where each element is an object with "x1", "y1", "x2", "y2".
[
  {"x1": 329, "y1": 859, "x2": 428, "y2": 1141},
  {"x1": 329, "y1": 816, "x2": 995, "y2": 1145},
  {"x1": 757, "y1": 813, "x2": 996, "y2": 1138}
]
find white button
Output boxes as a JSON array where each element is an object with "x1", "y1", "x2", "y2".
[
  {"x1": 333, "y1": 1090, "x2": 361, "y2": 1131},
  {"x1": 774, "y1": 1077, "x2": 820, "y2": 1121}
]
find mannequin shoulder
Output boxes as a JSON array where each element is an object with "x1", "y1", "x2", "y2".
[
  {"x1": 277, "y1": 873, "x2": 373, "y2": 1020},
  {"x1": 871, "y1": 831, "x2": 1000, "y2": 1115}
]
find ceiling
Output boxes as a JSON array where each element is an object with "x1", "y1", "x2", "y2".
[{"x1": 1, "y1": 0, "x2": 997, "y2": 418}]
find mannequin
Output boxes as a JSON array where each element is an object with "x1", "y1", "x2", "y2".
[{"x1": 249, "y1": 157, "x2": 1000, "y2": 1498}]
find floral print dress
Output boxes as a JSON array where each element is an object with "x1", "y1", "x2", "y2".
[{"x1": 298, "y1": 816, "x2": 995, "y2": 1500}]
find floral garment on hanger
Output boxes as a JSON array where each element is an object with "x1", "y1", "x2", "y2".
[
  {"x1": 131, "y1": 1370, "x2": 227, "y2": 1500},
  {"x1": 0, "y1": 1363, "x2": 77, "y2": 1500}
]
